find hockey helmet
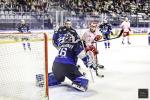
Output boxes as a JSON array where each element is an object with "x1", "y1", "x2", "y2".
[{"x1": 63, "y1": 33, "x2": 75, "y2": 43}]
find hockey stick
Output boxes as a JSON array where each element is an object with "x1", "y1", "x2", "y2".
[
  {"x1": 80, "y1": 40, "x2": 95, "y2": 82},
  {"x1": 89, "y1": 68, "x2": 95, "y2": 82},
  {"x1": 80, "y1": 39, "x2": 104, "y2": 78},
  {"x1": 94, "y1": 31, "x2": 122, "y2": 43},
  {"x1": 95, "y1": 42, "x2": 104, "y2": 78},
  {"x1": 93, "y1": 31, "x2": 123, "y2": 77}
]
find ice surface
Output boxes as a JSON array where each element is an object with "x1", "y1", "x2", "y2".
[
  {"x1": 0, "y1": 34, "x2": 149, "y2": 100},
  {"x1": 48, "y1": 35, "x2": 150, "y2": 100},
  {"x1": 0, "y1": 42, "x2": 47, "y2": 100}
]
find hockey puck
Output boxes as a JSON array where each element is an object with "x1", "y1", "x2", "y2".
[
  {"x1": 101, "y1": 75, "x2": 104, "y2": 77},
  {"x1": 83, "y1": 72, "x2": 86, "y2": 76},
  {"x1": 98, "y1": 74, "x2": 104, "y2": 78}
]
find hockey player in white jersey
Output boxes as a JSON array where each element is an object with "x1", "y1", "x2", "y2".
[
  {"x1": 82, "y1": 21, "x2": 104, "y2": 69},
  {"x1": 120, "y1": 17, "x2": 131, "y2": 44}
]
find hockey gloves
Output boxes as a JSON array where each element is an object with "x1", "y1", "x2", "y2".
[
  {"x1": 94, "y1": 35, "x2": 102, "y2": 41},
  {"x1": 85, "y1": 45, "x2": 99, "y2": 55}
]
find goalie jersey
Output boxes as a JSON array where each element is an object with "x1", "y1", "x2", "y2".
[
  {"x1": 54, "y1": 41, "x2": 87, "y2": 66},
  {"x1": 52, "y1": 26, "x2": 80, "y2": 49}
]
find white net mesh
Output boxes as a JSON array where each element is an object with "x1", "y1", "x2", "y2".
[{"x1": 0, "y1": 33, "x2": 49, "y2": 100}]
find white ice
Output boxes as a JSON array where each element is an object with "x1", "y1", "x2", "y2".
[
  {"x1": 0, "y1": 41, "x2": 47, "y2": 100},
  {"x1": 0, "y1": 34, "x2": 149, "y2": 100},
  {"x1": 48, "y1": 35, "x2": 150, "y2": 100}
]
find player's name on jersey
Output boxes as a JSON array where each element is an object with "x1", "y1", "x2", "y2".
[{"x1": 61, "y1": 44, "x2": 74, "y2": 49}]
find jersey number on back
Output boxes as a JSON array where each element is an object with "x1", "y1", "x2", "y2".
[{"x1": 58, "y1": 48, "x2": 67, "y2": 57}]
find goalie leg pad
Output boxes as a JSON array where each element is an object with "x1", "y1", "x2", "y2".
[
  {"x1": 48, "y1": 72, "x2": 61, "y2": 86},
  {"x1": 72, "y1": 76, "x2": 89, "y2": 92}
]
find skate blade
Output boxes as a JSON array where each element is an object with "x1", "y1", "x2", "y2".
[{"x1": 97, "y1": 65, "x2": 104, "y2": 69}]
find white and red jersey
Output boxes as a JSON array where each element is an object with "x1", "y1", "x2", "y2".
[
  {"x1": 82, "y1": 29, "x2": 99, "y2": 47},
  {"x1": 120, "y1": 21, "x2": 131, "y2": 32}
]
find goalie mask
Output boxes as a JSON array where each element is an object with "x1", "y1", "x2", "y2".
[{"x1": 63, "y1": 33, "x2": 76, "y2": 44}]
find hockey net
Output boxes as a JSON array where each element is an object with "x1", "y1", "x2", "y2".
[{"x1": 0, "y1": 33, "x2": 49, "y2": 100}]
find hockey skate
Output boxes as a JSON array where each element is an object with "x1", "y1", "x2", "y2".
[
  {"x1": 97, "y1": 64, "x2": 104, "y2": 69},
  {"x1": 28, "y1": 46, "x2": 31, "y2": 50},
  {"x1": 127, "y1": 41, "x2": 131, "y2": 45}
]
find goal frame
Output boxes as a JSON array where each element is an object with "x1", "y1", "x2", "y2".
[{"x1": 0, "y1": 32, "x2": 49, "y2": 100}]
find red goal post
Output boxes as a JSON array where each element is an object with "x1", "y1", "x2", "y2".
[{"x1": 0, "y1": 32, "x2": 49, "y2": 100}]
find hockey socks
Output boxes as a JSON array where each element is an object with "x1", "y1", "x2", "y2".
[
  {"x1": 104, "y1": 42, "x2": 110, "y2": 48},
  {"x1": 22, "y1": 43, "x2": 31, "y2": 50},
  {"x1": 23, "y1": 43, "x2": 26, "y2": 50},
  {"x1": 108, "y1": 42, "x2": 110, "y2": 48},
  {"x1": 27, "y1": 43, "x2": 31, "y2": 50},
  {"x1": 104, "y1": 42, "x2": 107, "y2": 48}
]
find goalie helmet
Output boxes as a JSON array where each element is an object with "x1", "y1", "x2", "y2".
[{"x1": 63, "y1": 33, "x2": 76, "y2": 44}]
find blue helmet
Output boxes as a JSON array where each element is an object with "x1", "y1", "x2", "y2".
[
  {"x1": 64, "y1": 33, "x2": 75, "y2": 43},
  {"x1": 63, "y1": 33, "x2": 81, "y2": 44}
]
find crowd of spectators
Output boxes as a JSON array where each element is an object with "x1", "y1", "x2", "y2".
[
  {"x1": 0, "y1": 0, "x2": 149, "y2": 30},
  {"x1": 60, "y1": 0, "x2": 150, "y2": 16},
  {"x1": 0, "y1": 0, "x2": 149, "y2": 16},
  {"x1": 0, "y1": 0, "x2": 51, "y2": 12}
]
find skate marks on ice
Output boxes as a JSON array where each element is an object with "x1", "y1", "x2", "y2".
[
  {"x1": 49, "y1": 35, "x2": 150, "y2": 100},
  {"x1": 49, "y1": 82, "x2": 98, "y2": 100}
]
